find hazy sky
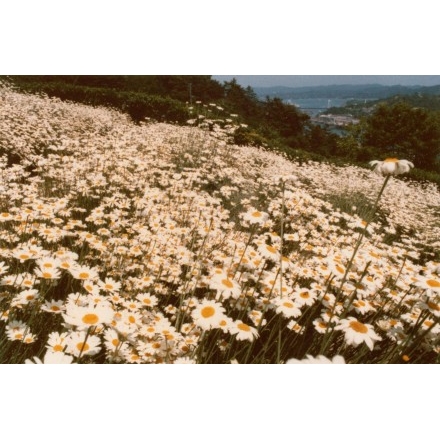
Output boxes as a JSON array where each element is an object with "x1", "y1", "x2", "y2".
[{"x1": 213, "y1": 75, "x2": 440, "y2": 88}]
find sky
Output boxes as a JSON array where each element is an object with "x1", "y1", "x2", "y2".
[{"x1": 212, "y1": 75, "x2": 440, "y2": 88}]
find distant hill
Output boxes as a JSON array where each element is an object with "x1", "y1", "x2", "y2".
[{"x1": 254, "y1": 84, "x2": 440, "y2": 100}]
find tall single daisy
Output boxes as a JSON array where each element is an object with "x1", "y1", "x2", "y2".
[{"x1": 369, "y1": 158, "x2": 414, "y2": 176}]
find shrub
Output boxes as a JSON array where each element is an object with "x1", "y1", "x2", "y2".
[{"x1": 10, "y1": 81, "x2": 190, "y2": 124}]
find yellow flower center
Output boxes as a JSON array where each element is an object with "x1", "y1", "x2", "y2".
[
  {"x1": 335, "y1": 265, "x2": 345, "y2": 274},
  {"x1": 283, "y1": 302, "x2": 294, "y2": 308},
  {"x1": 349, "y1": 320, "x2": 368, "y2": 334},
  {"x1": 237, "y1": 323, "x2": 250, "y2": 332},
  {"x1": 53, "y1": 344, "x2": 63, "y2": 352},
  {"x1": 427, "y1": 301, "x2": 440, "y2": 311},
  {"x1": 384, "y1": 158, "x2": 399, "y2": 163},
  {"x1": 221, "y1": 279, "x2": 234, "y2": 289},
  {"x1": 266, "y1": 245, "x2": 276, "y2": 254},
  {"x1": 76, "y1": 342, "x2": 90, "y2": 352},
  {"x1": 252, "y1": 211, "x2": 262, "y2": 217},
  {"x1": 201, "y1": 306, "x2": 216, "y2": 318},
  {"x1": 82, "y1": 313, "x2": 99, "y2": 325},
  {"x1": 78, "y1": 272, "x2": 90, "y2": 280},
  {"x1": 427, "y1": 279, "x2": 440, "y2": 288}
]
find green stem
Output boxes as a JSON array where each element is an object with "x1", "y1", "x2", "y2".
[
  {"x1": 78, "y1": 326, "x2": 92, "y2": 361},
  {"x1": 279, "y1": 180, "x2": 285, "y2": 299},
  {"x1": 320, "y1": 175, "x2": 391, "y2": 356},
  {"x1": 337, "y1": 174, "x2": 391, "y2": 295}
]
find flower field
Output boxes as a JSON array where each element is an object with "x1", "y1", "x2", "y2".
[{"x1": 1, "y1": 83, "x2": 440, "y2": 364}]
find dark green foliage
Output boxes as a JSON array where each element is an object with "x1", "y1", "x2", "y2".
[
  {"x1": 221, "y1": 79, "x2": 263, "y2": 121},
  {"x1": 304, "y1": 125, "x2": 339, "y2": 157},
  {"x1": 400, "y1": 168, "x2": 440, "y2": 187},
  {"x1": 262, "y1": 97, "x2": 309, "y2": 137},
  {"x1": 122, "y1": 75, "x2": 225, "y2": 102},
  {"x1": 8, "y1": 79, "x2": 190, "y2": 123},
  {"x1": 375, "y1": 93, "x2": 440, "y2": 112},
  {"x1": 233, "y1": 126, "x2": 267, "y2": 147},
  {"x1": 362, "y1": 101, "x2": 440, "y2": 171},
  {"x1": 335, "y1": 100, "x2": 440, "y2": 176},
  {"x1": 10, "y1": 75, "x2": 225, "y2": 104},
  {"x1": 122, "y1": 92, "x2": 190, "y2": 123}
]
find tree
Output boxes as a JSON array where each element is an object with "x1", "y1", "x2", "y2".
[
  {"x1": 362, "y1": 101, "x2": 440, "y2": 171},
  {"x1": 262, "y1": 97, "x2": 309, "y2": 138},
  {"x1": 306, "y1": 125, "x2": 339, "y2": 157},
  {"x1": 222, "y1": 78, "x2": 262, "y2": 120}
]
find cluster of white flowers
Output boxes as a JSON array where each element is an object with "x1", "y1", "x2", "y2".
[{"x1": 0, "y1": 83, "x2": 438, "y2": 364}]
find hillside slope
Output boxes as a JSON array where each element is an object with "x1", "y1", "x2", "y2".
[{"x1": 1, "y1": 84, "x2": 440, "y2": 363}]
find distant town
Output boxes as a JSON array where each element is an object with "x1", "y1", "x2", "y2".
[{"x1": 311, "y1": 114, "x2": 359, "y2": 127}]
